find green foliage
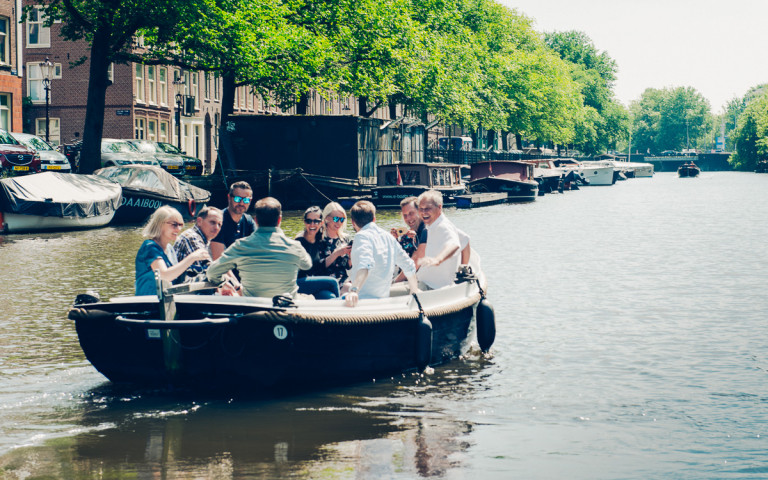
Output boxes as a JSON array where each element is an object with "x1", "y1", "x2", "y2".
[
  {"x1": 730, "y1": 92, "x2": 768, "y2": 170},
  {"x1": 630, "y1": 86, "x2": 712, "y2": 154}
]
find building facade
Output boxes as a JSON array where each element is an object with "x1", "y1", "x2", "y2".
[{"x1": 0, "y1": 0, "x2": 24, "y2": 132}]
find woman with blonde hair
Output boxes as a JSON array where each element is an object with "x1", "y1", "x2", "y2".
[
  {"x1": 295, "y1": 205, "x2": 341, "y2": 299},
  {"x1": 134, "y1": 206, "x2": 211, "y2": 296},
  {"x1": 317, "y1": 201, "x2": 352, "y2": 283}
]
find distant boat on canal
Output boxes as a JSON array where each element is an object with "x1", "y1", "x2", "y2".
[
  {"x1": 0, "y1": 172, "x2": 122, "y2": 234},
  {"x1": 677, "y1": 162, "x2": 701, "y2": 178}
]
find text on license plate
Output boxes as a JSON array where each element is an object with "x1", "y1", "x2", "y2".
[
  {"x1": 46, "y1": 165, "x2": 61, "y2": 170},
  {"x1": 13, "y1": 166, "x2": 28, "y2": 171},
  {"x1": 167, "y1": 165, "x2": 179, "y2": 169}
]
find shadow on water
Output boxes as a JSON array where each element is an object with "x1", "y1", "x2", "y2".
[{"x1": 0, "y1": 351, "x2": 497, "y2": 479}]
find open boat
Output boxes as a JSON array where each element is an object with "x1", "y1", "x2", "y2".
[
  {"x1": 68, "y1": 260, "x2": 495, "y2": 392},
  {"x1": 371, "y1": 163, "x2": 466, "y2": 208},
  {"x1": 0, "y1": 172, "x2": 122, "y2": 234},
  {"x1": 677, "y1": 162, "x2": 701, "y2": 178},
  {"x1": 94, "y1": 165, "x2": 211, "y2": 224},
  {"x1": 466, "y1": 160, "x2": 538, "y2": 202}
]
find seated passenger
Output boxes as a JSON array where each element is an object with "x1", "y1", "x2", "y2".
[
  {"x1": 174, "y1": 206, "x2": 223, "y2": 281},
  {"x1": 135, "y1": 206, "x2": 211, "y2": 296},
  {"x1": 296, "y1": 206, "x2": 341, "y2": 299},
  {"x1": 206, "y1": 197, "x2": 311, "y2": 298},
  {"x1": 416, "y1": 190, "x2": 462, "y2": 290},
  {"x1": 317, "y1": 202, "x2": 353, "y2": 284},
  {"x1": 344, "y1": 200, "x2": 419, "y2": 307}
]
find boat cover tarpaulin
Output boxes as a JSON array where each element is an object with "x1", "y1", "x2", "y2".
[
  {"x1": 0, "y1": 172, "x2": 122, "y2": 218},
  {"x1": 94, "y1": 165, "x2": 210, "y2": 202}
]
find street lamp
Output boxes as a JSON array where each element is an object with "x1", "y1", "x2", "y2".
[
  {"x1": 39, "y1": 58, "x2": 54, "y2": 143},
  {"x1": 173, "y1": 74, "x2": 186, "y2": 150}
]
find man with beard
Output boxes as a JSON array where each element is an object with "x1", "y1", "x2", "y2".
[{"x1": 210, "y1": 181, "x2": 256, "y2": 261}]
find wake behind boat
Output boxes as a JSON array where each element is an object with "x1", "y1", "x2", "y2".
[
  {"x1": 68, "y1": 260, "x2": 495, "y2": 392},
  {"x1": 0, "y1": 172, "x2": 122, "y2": 234}
]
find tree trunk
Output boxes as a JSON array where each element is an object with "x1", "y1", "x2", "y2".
[
  {"x1": 515, "y1": 133, "x2": 522, "y2": 151},
  {"x1": 78, "y1": 29, "x2": 111, "y2": 174},
  {"x1": 220, "y1": 71, "x2": 236, "y2": 125}
]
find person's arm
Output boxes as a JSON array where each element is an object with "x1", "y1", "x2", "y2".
[
  {"x1": 344, "y1": 268, "x2": 369, "y2": 307},
  {"x1": 210, "y1": 241, "x2": 226, "y2": 261},
  {"x1": 461, "y1": 243, "x2": 471, "y2": 264},
  {"x1": 418, "y1": 243, "x2": 459, "y2": 268},
  {"x1": 206, "y1": 248, "x2": 237, "y2": 285},
  {"x1": 152, "y1": 248, "x2": 210, "y2": 283}
]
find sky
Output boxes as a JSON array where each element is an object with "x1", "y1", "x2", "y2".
[{"x1": 499, "y1": 0, "x2": 768, "y2": 113}]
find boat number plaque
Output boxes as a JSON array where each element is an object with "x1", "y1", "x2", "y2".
[
  {"x1": 147, "y1": 329, "x2": 161, "y2": 339},
  {"x1": 273, "y1": 325, "x2": 288, "y2": 340}
]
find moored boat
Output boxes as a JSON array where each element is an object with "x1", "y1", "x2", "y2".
[
  {"x1": 371, "y1": 163, "x2": 465, "y2": 208},
  {"x1": 556, "y1": 158, "x2": 615, "y2": 186},
  {"x1": 0, "y1": 172, "x2": 122, "y2": 234},
  {"x1": 94, "y1": 165, "x2": 211, "y2": 224},
  {"x1": 466, "y1": 160, "x2": 538, "y2": 202},
  {"x1": 68, "y1": 260, "x2": 495, "y2": 392},
  {"x1": 677, "y1": 162, "x2": 701, "y2": 178}
]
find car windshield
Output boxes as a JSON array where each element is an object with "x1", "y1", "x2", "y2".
[
  {"x1": 0, "y1": 130, "x2": 20, "y2": 145},
  {"x1": 18, "y1": 135, "x2": 53, "y2": 151},
  {"x1": 132, "y1": 141, "x2": 163, "y2": 154},
  {"x1": 156, "y1": 142, "x2": 182, "y2": 154},
  {"x1": 103, "y1": 142, "x2": 138, "y2": 153}
]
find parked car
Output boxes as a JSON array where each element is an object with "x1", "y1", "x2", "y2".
[
  {"x1": 155, "y1": 142, "x2": 204, "y2": 176},
  {"x1": 11, "y1": 133, "x2": 71, "y2": 173},
  {"x1": 100, "y1": 139, "x2": 160, "y2": 168},
  {"x1": 0, "y1": 129, "x2": 41, "y2": 176},
  {"x1": 126, "y1": 140, "x2": 186, "y2": 176},
  {"x1": 57, "y1": 140, "x2": 82, "y2": 172}
]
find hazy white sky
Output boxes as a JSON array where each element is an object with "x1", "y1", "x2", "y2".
[{"x1": 499, "y1": 0, "x2": 768, "y2": 113}]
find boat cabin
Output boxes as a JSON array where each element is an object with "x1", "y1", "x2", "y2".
[
  {"x1": 377, "y1": 163, "x2": 463, "y2": 189},
  {"x1": 469, "y1": 161, "x2": 534, "y2": 182}
]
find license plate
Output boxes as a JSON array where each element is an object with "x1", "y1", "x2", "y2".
[
  {"x1": 167, "y1": 165, "x2": 179, "y2": 169},
  {"x1": 13, "y1": 166, "x2": 28, "y2": 171},
  {"x1": 45, "y1": 165, "x2": 61, "y2": 170}
]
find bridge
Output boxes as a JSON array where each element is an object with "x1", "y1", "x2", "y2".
[{"x1": 641, "y1": 153, "x2": 732, "y2": 172}]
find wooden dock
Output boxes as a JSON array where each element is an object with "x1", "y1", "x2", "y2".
[{"x1": 454, "y1": 192, "x2": 508, "y2": 209}]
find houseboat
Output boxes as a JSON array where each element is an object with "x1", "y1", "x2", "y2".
[
  {"x1": 466, "y1": 160, "x2": 538, "y2": 202},
  {"x1": 371, "y1": 163, "x2": 466, "y2": 208}
]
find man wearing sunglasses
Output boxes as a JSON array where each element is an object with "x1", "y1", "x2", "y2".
[{"x1": 211, "y1": 181, "x2": 256, "y2": 261}]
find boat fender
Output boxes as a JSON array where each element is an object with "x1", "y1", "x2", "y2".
[
  {"x1": 187, "y1": 198, "x2": 196, "y2": 217},
  {"x1": 476, "y1": 298, "x2": 496, "y2": 352},
  {"x1": 416, "y1": 313, "x2": 433, "y2": 371},
  {"x1": 412, "y1": 293, "x2": 433, "y2": 370}
]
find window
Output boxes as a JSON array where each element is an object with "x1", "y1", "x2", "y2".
[
  {"x1": 135, "y1": 64, "x2": 144, "y2": 103},
  {"x1": 193, "y1": 124, "x2": 201, "y2": 158},
  {"x1": 0, "y1": 17, "x2": 9, "y2": 64},
  {"x1": 190, "y1": 72, "x2": 198, "y2": 105},
  {"x1": 148, "y1": 119, "x2": 157, "y2": 141},
  {"x1": 204, "y1": 73, "x2": 210, "y2": 100},
  {"x1": 159, "y1": 121, "x2": 169, "y2": 142},
  {"x1": 26, "y1": 7, "x2": 50, "y2": 47},
  {"x1": 159, "y1": 68, "x2": 167, "y2": 106},
  {"x1": 135, "y1": 118, "x2": 145, "y2": 139},
  {"x1": 147, "y1": 66, "x2": 156, "y2": 104},
  {"x1": 213, "y1": 73, "x2": 220, "y2": 101},
  {"x1": 27, "y1": 63, "x2": 45, "y2": 103},
  {"x1": 0, "y1": 94, "x2": 10, "y2": 131},
  {"x1": 35, "y1": 118, "x2": 60, "y2": 145},
  {"x1": 107, "y1": 63, "x2": 114, "y2": 83}
]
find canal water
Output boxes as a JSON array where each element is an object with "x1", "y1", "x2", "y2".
[{"x1": 1, "y1": 172, "x2": 767, "y2": 479}]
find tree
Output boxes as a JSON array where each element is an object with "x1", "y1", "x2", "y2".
[
  {"x1": 27, "y1": 0, "x2": 208, "y2": 174},
  {"x1": 730, "y1": 92, "x2": 768, "y2": 170},
  {"x1": 630, "y1": 86, "x2": 711, "y2": 154}
]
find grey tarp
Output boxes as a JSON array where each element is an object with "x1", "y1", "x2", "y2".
[
  {"x1": 94, "y1": 165, "x2": 210, "y2": 203},
  {"x1": 0, "y1": 172, "x2": 122, "y2": 218}
]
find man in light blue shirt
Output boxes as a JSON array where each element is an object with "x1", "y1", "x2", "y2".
[{"x1": 345, "y1": 200, "x2": 419, "y2": 307}]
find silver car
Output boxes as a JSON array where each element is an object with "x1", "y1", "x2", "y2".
[
  {"x1": 126, "y1": 139, "x2": 186, "y2": 176},
  {"x1": 100, "y1": 139, "x2": 160, "y2": 168},
  {"x1": 11, "y1": 132, "x2": 72, "y2": 173}
]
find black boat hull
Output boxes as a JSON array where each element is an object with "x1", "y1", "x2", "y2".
[{"x1": 466, "y1": 177, "x2": 538, "y2": 202}]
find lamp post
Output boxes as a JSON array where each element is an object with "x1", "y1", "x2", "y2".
[
  {"x1": 39, "y1": 58, "x2": 54, "y2": 143},
  {"x1": 173, "y1": 75, "x2": 186, "y2": 150}
]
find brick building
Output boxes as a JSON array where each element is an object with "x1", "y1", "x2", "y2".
[{"x1": 0, "y1": 0, "x2": 24, "y2": 132}]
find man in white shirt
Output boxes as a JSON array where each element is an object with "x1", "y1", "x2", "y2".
[
  {"x1": 345, "y1": 200, "x2": 419, "y2": 307},
  {"x1": 416, "y1": 190, "x2": 463, "y2": 289}
]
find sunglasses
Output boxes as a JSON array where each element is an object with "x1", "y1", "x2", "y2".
[
  {"x1": 332, "y1": 216, "x2": 345, "y2": 223},
  {"x1": 305, "y1": 218, "x2": 322, "y2": 224},
  {"x1": 232, "y1": 196, "x2": 251, "y2": 204},
  {"x1": 166, "y1": 221, "x2": 184, "y2": 228}
]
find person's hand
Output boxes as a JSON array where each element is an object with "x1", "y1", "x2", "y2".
[
  {"x1": 418, "y1": 256, "x2": 438, "y2": 268},
  {"x1": 406, "y1": 229, "x2": 416, "y2": 240},
  {"x1": 345, "y1": 291, "x2": 359, "y2": 307},
  {"x1": 190, "y1": 249, "x2": 211, "y2": 263},
  {"x1": 390, "y1": 227, "x2": 399, "y2": 239}
]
